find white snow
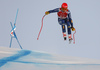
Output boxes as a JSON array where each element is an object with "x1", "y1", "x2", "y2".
[{"x1": 0, "y1": 46, "x2": 100, "y2": 70}]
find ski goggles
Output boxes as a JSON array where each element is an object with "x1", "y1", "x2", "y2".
[{"x1": 61, "y1": 8, "x2": 67, "y2": 11}]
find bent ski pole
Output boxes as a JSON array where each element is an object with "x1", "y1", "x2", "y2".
[{"x1": 37, "y1": 15, "x2": 46, "y2": 40}]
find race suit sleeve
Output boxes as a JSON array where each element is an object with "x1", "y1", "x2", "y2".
[
  {"x1": 48, "y1": 8, "x2": 59, "y2": 13},
  {"x1": 68, "y1": 10, "x2": 73, "y2": 27}
]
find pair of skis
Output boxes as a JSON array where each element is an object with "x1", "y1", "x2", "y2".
[
  {"x1": 37, "y1": 15, "x2": 76, "y2": 44},
  {"x1": 9, "y1": 9, "x2": 23, "y2": 49}
]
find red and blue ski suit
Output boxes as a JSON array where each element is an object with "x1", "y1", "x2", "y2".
[{"x1": 48, "y1": 8, "x2": 73, "y2": 36}]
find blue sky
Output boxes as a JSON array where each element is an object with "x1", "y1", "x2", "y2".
[{"x1": 0, "y1": 0, "x2": 100, "y2": 59}]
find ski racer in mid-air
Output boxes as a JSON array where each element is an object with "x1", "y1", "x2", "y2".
[{"x1": 45, "y1": 3, "x2": 75, "y2": 42}]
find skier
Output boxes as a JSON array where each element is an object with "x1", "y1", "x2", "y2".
[{"x1": 45, "y1": 3, "x2": 75, "y2": 42}]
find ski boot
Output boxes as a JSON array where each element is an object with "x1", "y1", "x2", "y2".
[
  {"x1": 64, "y1": 37, "x2": 67, "y2": 40},
  {"x1": 63, "y1": 32, "x2": 67, "y2": 40},
  {"x1": 68, "y1": 34, "x2": 73, "y2": 44},
  {"x1": 69, "y1": 38, "x2": 73, "y2": 44}
]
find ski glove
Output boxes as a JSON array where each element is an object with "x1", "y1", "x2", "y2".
[
  {"x1": 45, "y1": 11, "x2": 49, "y2": 15},
  {"x1": 71, "y1": 27, "x2": 75, "y2": 31}
]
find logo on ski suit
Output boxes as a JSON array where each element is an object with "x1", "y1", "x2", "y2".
[{"x1": 57, "y1": 8, "x2": 69, "y2": 19}]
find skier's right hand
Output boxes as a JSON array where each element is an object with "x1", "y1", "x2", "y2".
[{"x1": 45, "y1": 11, "x2": 49, "y2": 15}]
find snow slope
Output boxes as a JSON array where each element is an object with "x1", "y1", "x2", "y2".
[{"x1": 0, "y1": 47, "x2": 100, "y2": 70}]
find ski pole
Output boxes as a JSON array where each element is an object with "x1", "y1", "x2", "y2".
[
  {"x1": 37, "y1": 15, "x2": 46, "y2": 40},
  {"x1": 73, "y1": 29, "x2": 76, "y2": 44}
]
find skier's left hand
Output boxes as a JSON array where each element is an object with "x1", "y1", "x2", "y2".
[
  {"x1": 71, "y1": 27, "x2": 75, "y2": 31},
  {"x1": 45, "y1": 11, "x2": 49, "y2": 15}
]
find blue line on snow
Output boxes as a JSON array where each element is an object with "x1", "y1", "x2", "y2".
[{"x1": 0, "y1": 50, "x2": 31, "y2": 67}]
